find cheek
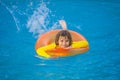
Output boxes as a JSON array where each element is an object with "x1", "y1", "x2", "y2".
[
  {"x1": 58, "y1": 41, "x2": 62, "y2": 45},
  {"x1": 67, "y1": 42, "x2": 70, "y2": 45}
]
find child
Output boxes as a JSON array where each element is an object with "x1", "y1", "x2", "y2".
[
  {"x1": 55, "y1": 30, "x2": 72, "y2": 48},
  {"x1": 36, "y1": 30, "x2": 89, "y2": 58}
]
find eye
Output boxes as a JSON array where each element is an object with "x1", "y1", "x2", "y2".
[
  {"x1": 66, "y1": 40, "x2": 69, "y2": 42},
  {"x1": 60, "y1": 40, "x2": 63, "y2": 42}
]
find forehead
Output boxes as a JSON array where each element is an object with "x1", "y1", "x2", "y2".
[{"x1": 59, "y1": 36, "x2": 69, "y2": 40}]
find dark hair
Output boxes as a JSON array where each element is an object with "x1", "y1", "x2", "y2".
[{"x1": 55, "y1": 30, "x2": 72, "y2": 46}]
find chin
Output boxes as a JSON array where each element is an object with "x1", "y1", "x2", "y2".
[{"x1": 61, "y1": 46, "x2": 68, "y2": 48}]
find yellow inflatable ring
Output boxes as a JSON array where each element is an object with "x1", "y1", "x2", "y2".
[{"x1": 35, "y1": 30, "x2": 89, "y2": 58}]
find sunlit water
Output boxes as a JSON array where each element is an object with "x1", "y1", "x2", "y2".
[{"x1": 0, "y1": 0, "x2": 120, "y2": 80}]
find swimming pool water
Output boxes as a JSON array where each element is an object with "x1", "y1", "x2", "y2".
[{"x1": 0, "y1": 0, "x2": 120, "y2": 80}]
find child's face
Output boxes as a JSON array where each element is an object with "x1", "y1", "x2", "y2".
[{"x1": 58, "y1": 36, "x2": 70, "y2": 48}]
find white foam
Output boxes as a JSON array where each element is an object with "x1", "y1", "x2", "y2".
[
  {"x1": 0, "y1": 1, "x2": 20, "y2": 31},
  {"x1": 27, "y1": 2, "x2": 61, "y2": 38}
]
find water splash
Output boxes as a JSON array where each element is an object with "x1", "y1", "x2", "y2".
[
  {"x1": 0, "y1": 1, "x2": 20, "y2": 31},
  {"x1": 27, "y1": 2, "x2": 61, "y2": 38},
  {"x1": 0, "y1": 1, "x2": 63, "y2": 37}
]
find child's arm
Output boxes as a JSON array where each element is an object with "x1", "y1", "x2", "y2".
[
  {"x1": 69, "y1": 41, "x2": 89, "y2": 55},
  {"x1": 36, "y1": 43, "x2": 56, "y2": 58},
  {"x1": 72, "y1": 41, "x2": 89, "y2": 48}
]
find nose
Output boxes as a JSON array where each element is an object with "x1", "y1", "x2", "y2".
[{"x1": 62, "y1": 41, "x2": 67, "y2": 46}]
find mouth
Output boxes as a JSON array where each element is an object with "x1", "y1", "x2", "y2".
[{"x1": 61, "y1": 46, "x2": 67, "y2": 48}]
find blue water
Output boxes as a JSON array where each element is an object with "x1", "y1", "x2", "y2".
[{"x1": 0, "y1": 0, "x2": 120, "y2": 80}]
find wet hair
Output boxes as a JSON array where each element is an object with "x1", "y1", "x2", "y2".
[{"x1": 55, "y1": 30, "x2": 72, "y2": 46}]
